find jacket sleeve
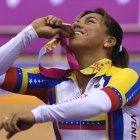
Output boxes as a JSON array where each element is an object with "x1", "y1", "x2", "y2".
[
  {"x1": 0, "y1": 25, "x2": 38, "y2": 75},
  {"x1": 101, "y1": 68, "x2": 140, "y2": 111},
  {"x1": 31, "y1": 68, "x2": 140, "y2": 123},
  {"x1": 0, "y1": 67, "x2": 52, "y2": 103},
  {"x1": 0, "y1": 66, "x2": 66, "y2": 103}
]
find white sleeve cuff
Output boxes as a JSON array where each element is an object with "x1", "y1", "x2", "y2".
[{"x1": 31, "y1": 105, "x2": 52, "y2": 123}]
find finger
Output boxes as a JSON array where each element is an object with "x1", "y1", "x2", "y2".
[
  {"x1": 2, "y1": 121, "x2": 9, "y2": 132},
  {"x1": 11, "y1": 115, "x2": 20, "y2": 132},
  {"x1": 49, "y1": 17, "x2": 59, "y2": 26},
  {"x1": 5, "y1": 118, "x2": 14, "y2": 133},
  {"x1": 6, "y1": 116, "x2": 20, "y2": 134},
  {"x1": 52, "y1": 18, "x2": 62, "y2": 26},
  {"x1": 5, "y1": 115, "x2": 20, "y2": 139},
  {"x1": 2, "y1": 119, "x2": 11, "y2": 132},
  {"x1": 7, "y1": 132, "x2": 16, "y2": 139},
  {"x1": 45, "y1": 16, "x2": 62, "y2": 27},
  {"x1": 0, "y1": 122, "x2": 3, "y2": 130},
  {"x1": 45, "y1": 15, "x2": 54, "y2": 25},
  {"x1": 0, "y1": 117, "x2": 10, "y2": 131},
  {"x1": 2, "y1": 117, "x2": 17, "y2": 134}
]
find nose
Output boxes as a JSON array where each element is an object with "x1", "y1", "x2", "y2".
[{"x1": 72, "y1": 21, "x2": 82, "y2": 29}]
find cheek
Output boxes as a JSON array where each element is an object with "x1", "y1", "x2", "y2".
[
  {"x1": 88, "y1": 28, "x2": 100, "y2": 37},
  {"x1": 86, "y1": 32, "x2": 105, "y2": 47},
  {"x1": 88, "y1": 29, "x2": 105, "y2": 41}
]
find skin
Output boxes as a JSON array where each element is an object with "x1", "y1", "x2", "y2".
[
  {"x1": 0, "y1": 13, "x2": 116, "y2": 139},
  {"x1": 70, "y1": 13, "x2": 116, "y2": 92}
]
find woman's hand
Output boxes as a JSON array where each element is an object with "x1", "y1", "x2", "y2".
[
  {"x1": 0, "y1": 112, "x2": 35, "y2": 139},
  {"x1": 32, "y1": 15, "x2": 74, "y2": 38}
]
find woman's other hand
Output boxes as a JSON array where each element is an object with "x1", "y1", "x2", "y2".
[{"x1": 0, "y1": 112, "x2": 35, "y2": 139}]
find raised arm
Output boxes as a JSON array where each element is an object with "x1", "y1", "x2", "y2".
[
  {"x1": 0, "y1": 25, "x2": 38, "y2": 75},
  {"x1": 0, "y1": 16, "x2": 74, "y2": 95},
  {"x1": 0, "y1": 15, "x2": 71, "y2": 76}
]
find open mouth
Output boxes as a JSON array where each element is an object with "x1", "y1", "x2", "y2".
[
  {"x1": 75, "y1": 31, "x2": 82, "y2": 35},
  {"x1": 75, "y1": 31, "x2": 84, "y2": 36}
]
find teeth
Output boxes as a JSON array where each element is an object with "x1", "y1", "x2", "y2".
[{"x1": 75, "y1": 31, "x2": 82, "y2": 35}]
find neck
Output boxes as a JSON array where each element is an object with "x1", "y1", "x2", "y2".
[
  {"x1": 73, "y1": 49, "x2": 107, "y2": 70},
  {"x1": 72, "y1": 49, "x2": 106, "y2": 92},
  {"x1": 74, "y1": 71, "x2": 95, "y2": 93}
]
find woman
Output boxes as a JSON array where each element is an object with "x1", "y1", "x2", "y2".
[{"x1": 0, "y1": 8, "x2": 140, "y2": 140}]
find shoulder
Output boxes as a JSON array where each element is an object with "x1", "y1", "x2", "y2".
[
  {"x1": 106, "y1": 66, "x2": 139, "y2": 88},
  {"x1": 106, "y1": 66, "x2": 139, "y2": 78},
  {"x1": 117, "y1": 67, "x2": 138, "y2": 79}
]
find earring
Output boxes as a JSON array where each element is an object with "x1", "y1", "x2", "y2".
[{"x1": 104, "y1": 43, "x2": 108, "y2": 47}]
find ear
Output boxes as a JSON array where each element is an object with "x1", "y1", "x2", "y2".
[{"x1": 104, "y1": 36, "x2": 117, "y2": 48}]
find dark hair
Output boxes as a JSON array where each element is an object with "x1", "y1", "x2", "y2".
[{"x1": 79, "y1": 8, "x2": 129, "y2": 68}]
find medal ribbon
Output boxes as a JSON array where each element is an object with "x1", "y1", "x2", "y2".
[{"x1": 38, "y1": 35, "x2": 112, "y2": 78}]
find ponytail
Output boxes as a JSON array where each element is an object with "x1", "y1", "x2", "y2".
[{"x1": 111, "y1": 46, "x2": 129, "y2": 68}]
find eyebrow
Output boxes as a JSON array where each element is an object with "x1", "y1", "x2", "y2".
[
  {"x1": 85, "y1": 16, "x2": 99, "y2": 22},
  {"x1": 75, "y1": 15, "x2": 99, "y2": 22}
]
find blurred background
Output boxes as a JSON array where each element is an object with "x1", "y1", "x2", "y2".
[
  {"x1": 0, "y1": 0, "x2": 140, "y2": 72},
  {"x1": 0, "y1": 0, "x2": 140, "y2": 140}
]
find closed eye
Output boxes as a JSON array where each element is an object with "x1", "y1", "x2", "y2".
[
  {"x1": 86, "y1": 17, "x2": 97, "y2": 24},
  {"x1": 87, "y1": 19, "x2": 95, "y2": 23}
]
